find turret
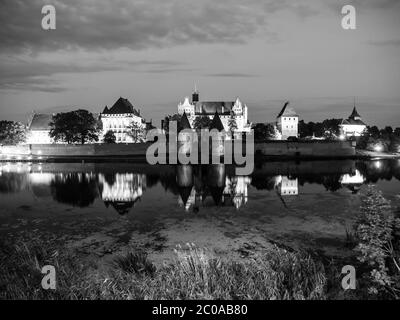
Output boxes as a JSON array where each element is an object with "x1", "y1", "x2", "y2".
[{"x1": 192, "y1": 86, "x2": 199, "y2": 104}]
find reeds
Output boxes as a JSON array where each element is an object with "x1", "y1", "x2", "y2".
[{"x1": 0, "y1": 241, "x2": 327, "y2": 300}]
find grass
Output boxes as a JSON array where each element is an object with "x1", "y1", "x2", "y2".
[
  {"x1": 0, "y1": 241, "x2": 327, "y2": 300},
  {"x1": 0, "y1": 241, "x2": 91, "y2": 299},
  {"x1": 99, "y1": 244, "x2": 326, "y2": 300}
]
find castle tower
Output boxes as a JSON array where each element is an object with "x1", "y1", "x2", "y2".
[
  {"x1": 276, "y1": 101, "x2": 299, "y2": 140},
  {"x1": 192, "y1": 84, "x2": 199, "y2": 104}
]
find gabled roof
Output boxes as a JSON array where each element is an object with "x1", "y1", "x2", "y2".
[
  {"x1": 102, "y1": 97, "x2": 140, "y2": 116},
  {"x1": 342, "y1": 106, "x2": 366, "y2": 126},
  {"x1": 178, "y1": 112, "x2": 192, "y2": 131},
  {"x1": 194, "y1": 101, "x2": 234, "y2": 115},
  {"x1": 210, "y1": 112, "x2": 225, "y2": 131},
  {"x1": 341, "y1": 118, "x2": 366, "y2": 126},
  {"x1": 277, "y1": 101, "x2": 297, "y2": 118},
  {"x1": 28, "y1": 113, "x2": 52, "y2": 130}
]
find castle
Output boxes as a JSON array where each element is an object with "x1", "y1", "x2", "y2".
[
  {"x1": 23, "y1": 93, "x2": 370, "y2": 145},
  {"x1": 177, "y1": 89, "x2": 252, "y2": 136}
]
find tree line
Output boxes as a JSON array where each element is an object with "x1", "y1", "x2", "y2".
[
  {"x1": 357, "y1": 126, "x2": 400, "y2": 152},
  {"x1": 1, "y1": 110, "x2": 400, "y2": 151}
]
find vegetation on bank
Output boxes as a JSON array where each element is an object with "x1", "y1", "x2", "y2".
[
  {"x1": 49, "y1": 110, "x2": 102, "y2": 145},
  {"x1": 0, "y1": 120, "x2": 26, "y2": 145},
  {"x1": 353, "y1": 187, "x2": 400, "y2": 298},
  {"x1": 357, "y1": 126, "x2": 400, "y2": 153},
  {"x1": 0, "y1": 241, "x2": 326, "y2": 300},
  {"x1": 0, "y1": 186, "x2": 398, "y2": 300}
]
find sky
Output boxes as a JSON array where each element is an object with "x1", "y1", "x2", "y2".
[{"x1": 0, "y1": 0, "x2": 399, "y2": 128}]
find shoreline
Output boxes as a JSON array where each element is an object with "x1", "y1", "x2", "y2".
[{"x1": 1, "y1": 153, "x2": 399, "y2": 163}]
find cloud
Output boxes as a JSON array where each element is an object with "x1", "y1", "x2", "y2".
[
  {"x1": 0, "y1": 79, "x2": 67, "y2": 93},
  {"x1": 367, "y1": 39, "x2": 400, "y2": 47},
  {"x1": 0, "y1": 55, "x2": 185, "y2": 91},
  {"x1": 327, "y1": 0, "x2": 400, "y2": 13},
  {"x1": 0, "y1": 0, "x2": 321, "y2": 92},
  {"x1": 0, "y1": 0, "x2": 261, "y2": 53},
  {"x1": 0, "y1": 0, "x2": 322, "y2": 54},
  {"x1": 205, "y1": 73, "x2": 259, "y2": 78}
]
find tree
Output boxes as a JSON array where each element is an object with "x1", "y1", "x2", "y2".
[
  {"x1": 0, "y1": 121, "x2": 26, "y2": 145},
  {"x1": 356, "y1": 128, "x2": 370, "y2": 150},
  {"x1": 49, "y1": 110, "x2": 100, "y2": 144},
  {"x1": 163, "y1": 113, "x2": 182, "y2": 133},
  {"x1": 103, "y1": 130, "x2": 116, "y2": 144},
  {"x1": 298, "y1": 120, "x2": 313, "y2": 138},
  {"x1": 368, "y1": 126, "x2": 380, "y2": 139},
  {"x1": 193, "y1": 116, "x2": 212, "y2": 130},
  {"x1": 127, "y1": 121, "x2": 146, "y2": 143},
  {"x1": 227, "y1": 112, "x2": 238, "y2": 138},
  {"x1": 381, "y1": 126, "x2": 393, "y2": 138},
  {"x1": 394, "y1": 127, "x2": 400, "y2": 137},
  {"x1": 321, "y1": 119, "x2": 342, "y2": 137},
  {"x1": 252, "y1": 123, "x2": 276, "y2": 141},
  {"x1": 299, "y1": 119, "x2": 342, "y2": 139},
  {"x1": 51, "y1": 173, "x2": 98, "y2": 207}
]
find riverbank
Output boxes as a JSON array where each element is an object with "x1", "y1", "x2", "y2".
[
  {"x1": 356, "y1": 149, "x2": 400, "y2": 159},
  {"x1": 0, "y1": 140, "x2": 360, "y2": 162}
]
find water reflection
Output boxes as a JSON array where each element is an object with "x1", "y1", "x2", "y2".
[
  {"x1": 276, "y1": 176, "x2": 298, "y2": 196},
  {"x1": 175, "y1": 165, "x2": 252, "y2": 212},
  {"x1": 339, "y1": 169, "x2": 365, "y2": 194},
  {"x1": 1, "y1": 160, "x2": 400, "y2": 214},
  {"x1": 98, "y1": 173, "x2": 146, "y2": 215},
  {"x1": 51, "y1": 173, "x2": 98, "y2": 207}
]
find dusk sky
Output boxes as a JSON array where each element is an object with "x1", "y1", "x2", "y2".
[{"x1": 0, "y1": 0, "x2": 399, "y2": 128}]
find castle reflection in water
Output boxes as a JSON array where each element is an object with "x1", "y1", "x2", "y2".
[
  {"x1": 1, "y1": 159, "x2": 400, "y2": 215},
  {"x1": 175, "y1": 165, "x2": 252, "y2": 211},
  {"x1": 98, "y1": 173, "x2": 146, "y2": 215}
]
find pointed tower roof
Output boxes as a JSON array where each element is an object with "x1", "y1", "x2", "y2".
[
  {"x1": 178, "y1": 186, "x2": 193, "y2": 206},
  {"x1": 178, "y1": 112, "x2": 192, "y2": 131},
  {"x1": 102, "y1": 106, "x2": 109, "y2": 113},
  {"x1": 104, "y1": 201, "x2": 136, "y2": 215},
  {"x1": 210, "y1": 112, "x2": 225, "y2": 131},
  {"x1": 349, "y1": 106, "x2": 361, "y2": 120},
  {"x1": 277, "y1": 101, "x2": 297, "y2": 118},
  {"x1": 341, "y1": 102, "x2": 366, "y2": 126}
]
